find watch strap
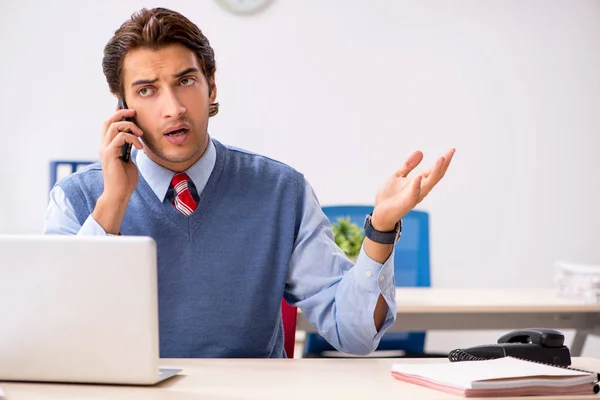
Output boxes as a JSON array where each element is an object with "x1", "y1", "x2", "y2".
[{"x1": 363, "y1": 213, "x2": 401, "y2": 245}]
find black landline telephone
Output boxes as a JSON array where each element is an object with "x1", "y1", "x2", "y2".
[{"x1": 448, "y1": 328, "x2": 572, "y2": 367}]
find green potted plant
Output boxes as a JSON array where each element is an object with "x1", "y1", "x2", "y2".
[{"x1": 331, "y1": 217, "x2": 365, "y2": 263}]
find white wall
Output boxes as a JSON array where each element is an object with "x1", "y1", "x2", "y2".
[{"x1": 2, "y1": 0, "x2": 600, "y2": 355}]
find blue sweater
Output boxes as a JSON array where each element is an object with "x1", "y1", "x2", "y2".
[{"x1": 58, "y1": 140, "x2": 305, "y2": 358}]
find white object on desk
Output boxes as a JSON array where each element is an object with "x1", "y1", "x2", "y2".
[
  {"x1": 555, "y1": 260, "x2": 600, "y2": 303},
  {"x1": 0, "y1": 235, "x2": 180, "y2": 385}
]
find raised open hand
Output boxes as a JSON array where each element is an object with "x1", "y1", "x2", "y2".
[{"x1": 370, "y1": 148, "x2": 455, "y2": 231}]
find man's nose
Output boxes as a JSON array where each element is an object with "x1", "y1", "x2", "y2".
[{"x1": 162, "y1": 91, "x2": 186, "y2": 119}]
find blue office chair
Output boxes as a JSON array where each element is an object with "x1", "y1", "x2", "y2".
[
  {"x1": 49, "y1": 160, "x2": 95, "y2": 190},
  {"x1": 303, "y1": 205, "x2": 434, "y2": 357}
]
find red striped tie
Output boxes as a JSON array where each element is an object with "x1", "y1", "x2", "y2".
[{"x1": 171, "y1": 173, "x2": 198, "y2": 216}]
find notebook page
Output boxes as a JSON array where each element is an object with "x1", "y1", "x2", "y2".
[
  {"x1": 391, "y1": 357, "x2": 593, "y2": 390},
  {"x1": 474, "y1": 375, "x2": 595, "y2": 390}
]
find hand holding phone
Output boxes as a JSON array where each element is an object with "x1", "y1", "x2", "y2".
[
  {"x1": 117, "y1": 97, "x2": 133, "y2": 162},
  {"x1": 93, "y1": 101, "x2": 144, "y2": 234}
]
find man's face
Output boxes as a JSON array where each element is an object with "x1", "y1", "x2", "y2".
[{"x1": 121, "y1": 43, "x2": 216, "y2": 172}]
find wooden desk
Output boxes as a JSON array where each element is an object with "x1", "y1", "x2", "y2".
[
  {"x1": 2, "y1": 357, "x2": 599, "y2": 399},
  {"x1": 296, "y1": 288, "x2": 600, "y2": 356}
]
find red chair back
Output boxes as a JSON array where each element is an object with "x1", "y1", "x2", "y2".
[{"x1": 280, "y1": 299, "x2": 298, "y2": 358}]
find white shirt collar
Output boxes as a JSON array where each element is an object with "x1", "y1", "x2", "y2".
[{"x1": 135, "y1": 137, "x2": 217, "y2": 202}]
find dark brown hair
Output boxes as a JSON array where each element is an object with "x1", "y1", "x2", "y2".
[{"x1": 102, "y1": 7, "x2": 219, "y2": 117}]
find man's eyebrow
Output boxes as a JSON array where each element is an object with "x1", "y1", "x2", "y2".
[
  {"x1": 131, "y1": 78, "x2": 158, "y2": 87},
  {"x1": 173, "y1": 67, "x2": 199, "y2": 78},
  {"x1": 130, "y1": 68, "x2": 199, "y2": 87}
]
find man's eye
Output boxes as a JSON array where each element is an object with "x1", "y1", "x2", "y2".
[
  {"x1": 138, "y1": 87, "x2": 154, "y2": 97},
  {"x1": 180, "y1": 78, "x2": 196, "y2": 86}
]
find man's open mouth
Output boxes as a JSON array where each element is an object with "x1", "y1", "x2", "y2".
[{"x1": 166, "y1": 128, "x2": 189, "y2": 137}]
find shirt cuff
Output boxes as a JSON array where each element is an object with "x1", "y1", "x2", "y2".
[
  {"x1": 77, "y1": 215, "x2": 113, "y2": 236},
  {"x1": 352, "y1": 244, "x2": 397, "y2": 342},
  {"x1": 352, "y1": 243, "x2": 395, "y2": 293}
]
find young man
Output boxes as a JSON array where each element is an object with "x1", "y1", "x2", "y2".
[{"x1": 44, "y1": 7, "x2": 455, "y2": 358}]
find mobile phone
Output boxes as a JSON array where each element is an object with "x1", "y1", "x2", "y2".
[{"x1": 117, "y1": 97, "x2": 133, "y2": 162}]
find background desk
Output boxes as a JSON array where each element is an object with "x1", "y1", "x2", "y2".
[
  {"x1": 297, "y1": 288, "x2": 600, "y2": 356},
  {"x1": 2, "y1": 357, "x2": 599, "y2": 399}
]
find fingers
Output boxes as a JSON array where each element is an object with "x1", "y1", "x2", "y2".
[
  {"x1": 395, "y1": 151, "x2": 424, "y2": 178},
  {"x1": 103, "y1": 109, "x2": 136, "y2": 133},
  {"x1": 102, "y1": 121, "x2": 144, "y2": 147},
  {"x1": 421, "y1": 156, "x2": 445, "y2": 192},
  {"x1": 113, "y1": 131, "x2": 144, "y2": 150},
  {"x1": 412, "y1": 175, "x2": 422, "y2": 200},
  {"x1": 440, "y1": 148, "x2": 455, "y2": 177},
  {"x1": 420, "y1": 148, "x2": 455, "y2": 197},
  {"x1": 101, "y1": 131, "x2": 144, "y2": 159}
]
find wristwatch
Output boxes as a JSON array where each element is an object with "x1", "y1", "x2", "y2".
[{"x1": 363, "y1": 213, "x2": 402, "y2": 245}]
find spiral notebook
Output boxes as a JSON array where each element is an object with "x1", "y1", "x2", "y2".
[{"x1": 391, "y1": 357, "x2": 599, "y2": 398}]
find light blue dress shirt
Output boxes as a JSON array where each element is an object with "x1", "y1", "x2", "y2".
[{"x1": 44, "y1": 139, "x2": 397, "y2": 354}]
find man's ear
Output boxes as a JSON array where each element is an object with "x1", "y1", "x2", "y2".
[
  {"x1": 207, "y1": 76, "x2": 219, "y2": 117},
  {"x1": 208, "y1": 77, "x2": 217, "y2": 103}
]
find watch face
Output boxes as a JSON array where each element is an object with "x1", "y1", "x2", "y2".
[{"x1": 215, "y1": 0, "x2": 275, "y2": 15}]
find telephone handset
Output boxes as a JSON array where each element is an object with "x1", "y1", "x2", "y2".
[
  {"x1": 449, "y1": 328, "x2": 572, "y2": 367},
  {"x1": 117, "y1": 97, "x2": 133, "y2": 162}
]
